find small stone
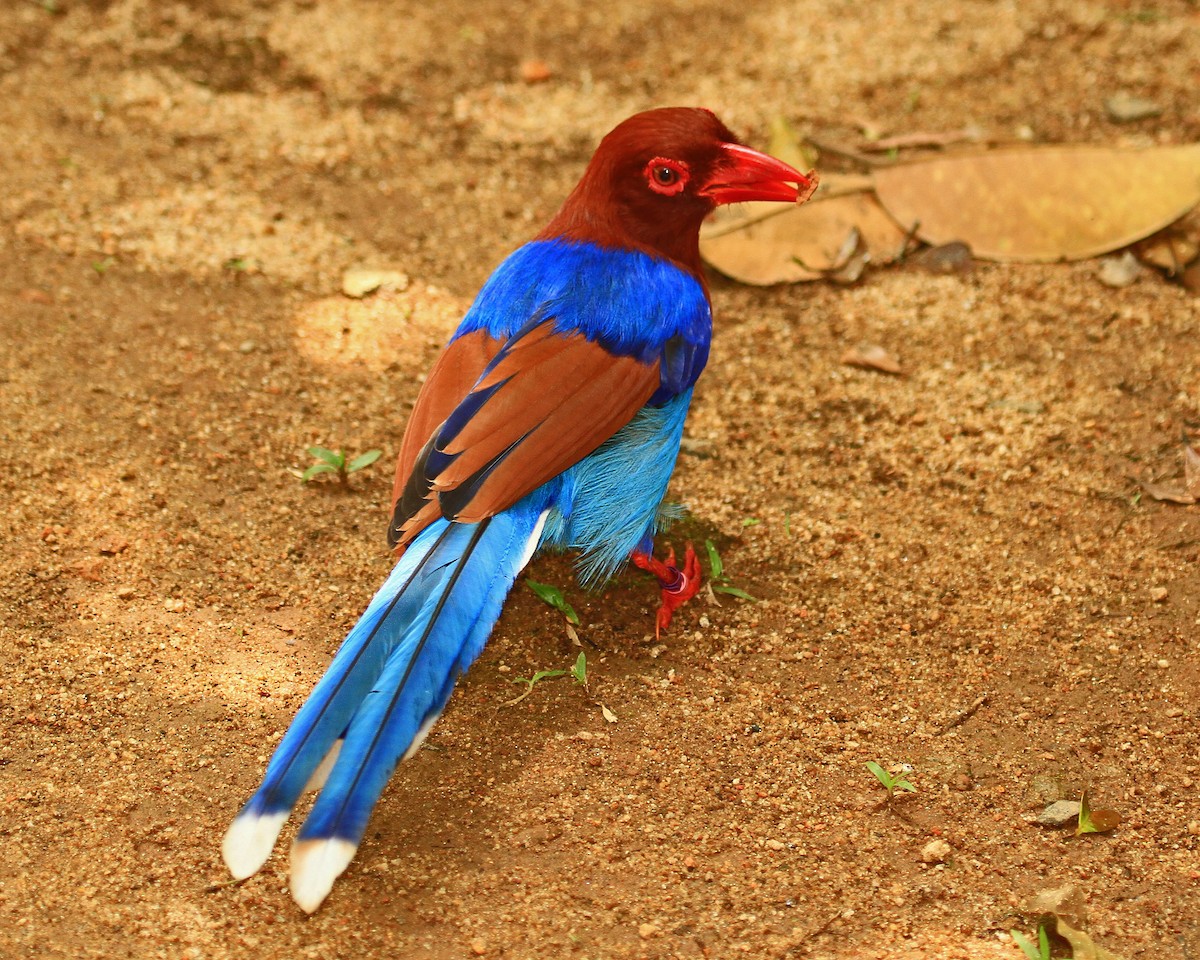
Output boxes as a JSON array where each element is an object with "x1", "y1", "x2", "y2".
[
  {"x1": 1097, "y1": 251, "x2": 1142, "y2": 288},
  {"x1": 470, "y1": 939, "x2": 487, "y2": 956},
  {"x1": 638, "y1": 923, "x2": 659, "y2": 940},
  {"x1": 1036, "y1": 800, "x2": 1081, "y2": 827},
  {"x1": 519, "y1": 59, "x2": 553, "y2": 83},
  {"x1": 1187, "y1": 821, "x2": 1200, "y2": 836},
  {"x1": 920, "y1": 838, "x2": 952, "y2": 863},
  {"x1": 96, "y1": 535, "x2": 130, "y2": 556},
  {"x1": 1156, "y1": 659, "x2": 1170, "y2": 669},
  {"x1": 951, "y1": 773, "x2": 974, "y2": 792},
  {"x1": 115, "y1": 586, "x2": 136, "y2": 601},
  {"x1": 1150, "y1": 586, "x2": 1168, "y2": 603},
  {"x1": 1104, "y1": 92, "x2": 1163, "y2": 123},
  {"x1": 341, "y1": 269, "x2": 410, "y2": 299},
  {"x1": 238, "y1": 340, "x2": 256, "y2": 354},
  {"x1": 683, "y1": 855, "x2": 698, "y2": 870},
  {"x1": 765, "y1": 838, "x2": 786, "y2": 851}
]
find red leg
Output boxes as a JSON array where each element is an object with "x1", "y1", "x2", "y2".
[{"x1": 631, "y1": 543, "x2": 702, "y2": 637}]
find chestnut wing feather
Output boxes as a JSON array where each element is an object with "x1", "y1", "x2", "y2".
[{"x1": 389, "y1": 322, "x2": 659, "y2": 548}]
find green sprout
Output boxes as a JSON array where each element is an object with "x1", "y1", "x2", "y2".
[
  {"x1": 569, "y1": 651, "x2": 587, "y2": 687},
  {"x1": 1075, "y1": 790, "x2": 1122, "y2": 836},
  {"x1": 865, "y1": 760, "x2": 916, "y2": 799},
  {"x1": 505, "y1": 667, "x2": 568, "y2": 706},
  {"x1": 1010, "y1": 922, "x2": 1051, "y2": 960},
  {"x1": 302, "y1": 446, "x2": 382, "y2": 484},
  {"x1": 526, "y1": 580, "x2": 580, "y2": 625},
  {"x1": 704, "y1": 540, "x2": 756, "y2": 601}
]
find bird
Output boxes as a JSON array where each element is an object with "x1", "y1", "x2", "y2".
[{"x1": 221, "y1": 106, "x2": 817, "y2": 913}]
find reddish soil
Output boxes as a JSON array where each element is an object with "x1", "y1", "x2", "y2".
[{"x1": 1, "y1": 2, "x2": 1197, "y2": 958}]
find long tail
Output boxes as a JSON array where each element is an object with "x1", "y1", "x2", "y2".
[{"x1": 222, "y1": 504, "x2": 547, "y2": 912}]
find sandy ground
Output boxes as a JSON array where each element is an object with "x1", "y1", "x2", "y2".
[{"x1": 1, "y1": 1, "x2": 1198, "y2": 958}]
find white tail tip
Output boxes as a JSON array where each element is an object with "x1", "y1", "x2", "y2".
[
  {"x1": 222, "y1": 810, "x2": 289, "y2": 881},
  {"x1": 290, "y1": 837, "x2": 359, "y2": 914}
]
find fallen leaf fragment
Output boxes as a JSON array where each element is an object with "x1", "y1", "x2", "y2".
[
  {"x1": 1136, "y1": 229, "x2": 1199, "y2": 275},
  {"x1": 1185, "y1": 439, "x2": 1200, "y2": 498},
  {"x1": 872, "y1": 143, "x2": 1200, "y2": 262},
  {"x1": 1054, "y1": 917, "x2": 1126, "y2": 960},
  {"x1": 1030, "y1": 883, "x2": 1088, "y2": 931},
  {"x1": 700, "y1": 188, "x2": 907, "y2": 285},
  {"x1": 908, "y1": 241, "x2": 973, "y2": 274},
  {"x1": 841, "y1": 343, "x2": 903, "y2": 375},
  {"x1": 601, "y1": 704, "x2": 618, "y2": 724},
  {"x1": 1141, "y1": 481, "x2": 1196, "y2": 505}
]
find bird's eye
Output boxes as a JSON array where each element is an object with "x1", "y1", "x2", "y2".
[{"x1": 644, "y1": 157, "x2": 689, "y2": 196}]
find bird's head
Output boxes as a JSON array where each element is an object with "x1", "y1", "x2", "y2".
[{"x1": 540, "y1": 107, "x2": 817, "y2": 275}]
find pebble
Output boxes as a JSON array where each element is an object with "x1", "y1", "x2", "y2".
[
  {"x1": 1097, "y1": 251, "x2": 1142, "y2": 288},
  {"x1": 341, "y1": 269, "x2": 410, "y2": 299},
  {"x1": 470, "y1": 938, "x2": 487, "y2": 955},
  {"x1": 1036, "y1": 800, "x2": 1081, "y2": 827},
  {"x1": 1104, "y1": 92, "x2": 1163, "y2": 122},
  {"x1": 638, "y1": 923, "x2": 659, "y2": 940},
  {"x1": 765, "y1": 838, "x2": 786, "y2": 851},
  {"x1": 920, "y1": 839, "x2": 952, "y2": 863},
  {"x1": 1150, "y1": 586, "x2": 1168, "y2": 603}
]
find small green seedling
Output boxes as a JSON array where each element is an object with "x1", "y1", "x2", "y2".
[
  {"x1": 1010, "y1": 922, "x2": 1051, "y2": 960},
  {"x1": 704, "y1": 539, "x2": 756, "y2": 601},
  {"x1": 865, "y1": 760, "x2": 916, "y2": 798},
  {"x1": 1075, "y1": 790, "x2": 1122, "y2": 836},
  {"x1": 505, "y1": 667, "x2": 567, "y2": 706},
  {"x1": 526, "y1": 579, "x2": 580, "y2": 625},
  {"x1": 302, "y1": 446, "x2": 382, "y2": 484},
  {"x1": 92, "y1": 256, "x2": 114, "y2": 276},
  {"x1": 569, "y1": 651, "x2": 587, "y2": 688}
]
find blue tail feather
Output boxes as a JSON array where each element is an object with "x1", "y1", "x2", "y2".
[{"x1": 224, "y1": 498, "x2": 548, "y2": 898}]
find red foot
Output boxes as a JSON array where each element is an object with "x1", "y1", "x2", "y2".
[{"x1": 631, "y1": 543, "x2": 702, "y2": 638}]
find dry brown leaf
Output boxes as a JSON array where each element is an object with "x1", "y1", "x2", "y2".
[
  {"x1": 1054, "y1": 917, "x2": 1126, "y2": 960},
  {"x1": 841, "y1": 344, "x2": 903, "y2": 375},
  {"x1": 872, "y1": 143, "x2": 1200, "y2": 262},
  {"x1": 700, "y1": 190, "x2": 908, "y2": 285},
  {"x1": 1030, "y1": 884, "x2": 1088, "y2": 931},
  {"x1": 1140, "y1": 480, "x2": 1196, "y2": 505},
  {"x1": 909, "y1": 241, "x2": 974, "y2": 274}
]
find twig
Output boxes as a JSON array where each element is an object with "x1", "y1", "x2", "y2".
[
  {"x1": 937, "y1": 694, "x2": 989, "y2": 735},
  {"x1": 806, "y1": 138, "x2": 882, "y2": 169}
]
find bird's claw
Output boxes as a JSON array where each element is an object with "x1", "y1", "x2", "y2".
[{"x1": 631, "y1": 543, "x2": 701, "y2": 637}]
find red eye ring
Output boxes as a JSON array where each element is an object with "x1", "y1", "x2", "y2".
[{"x1": 644, "y1": 157, "x2": 689, "y2": 196}]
